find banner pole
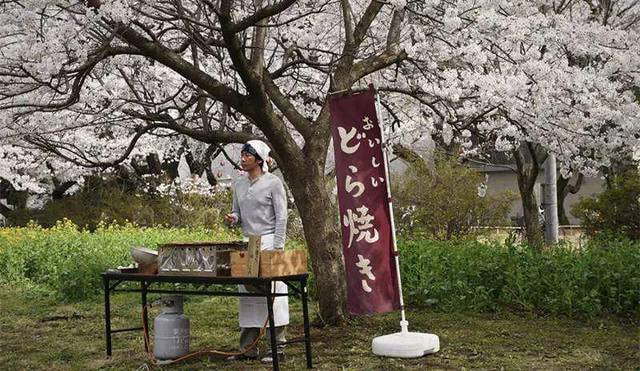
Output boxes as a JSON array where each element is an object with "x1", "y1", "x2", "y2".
[
  {"x1": 374, "y1": 91, "x2": 408, "y2": 332},
  {"x1": 371, "y1": 88, "x2": 439, "y2": 359}
]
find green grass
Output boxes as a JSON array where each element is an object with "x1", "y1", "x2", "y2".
[{"x1": 1, "y1": 285, "x2": 638, "y2": 370}]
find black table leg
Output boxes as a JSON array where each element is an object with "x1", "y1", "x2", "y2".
[
  {"x1": 301, "y1": 277, "x2": 312, "y2": 368},
  {"x1": 103, "y1": 276, "x2": 112, "y2": 356},
  {"x1": 141, "y1": 281, "x2": 149, "y2": 353},
  {"x1": 266, "y1": 282, "x2": 279, "y2": 371}
]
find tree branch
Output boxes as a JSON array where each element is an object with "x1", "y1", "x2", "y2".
[
  {"x1": 231, "y1": 0, "x2": 298, "y2": 32},
  {"x1": 340, "y1": 0, "x2": 355, "y2": 46},
  {"x1": 353, "y1": 0, "x2": 384, "y2": 47},
  {"x1": 262, "y1": 74, "x2": 313, "y2": 140},
  {"x1": 218, "y1": 2, "x2": 266, "y2": 100},
  {"x1": 111, "y1": 21, "x2": 256, "y2": 119},
  {"x1": 122, "y1": 109, "x2": 260, "y2": 144},
  {"x1": 386, "y1": 7, "x2": 405, "y2": 51},
  {"x1": 249, "y1": 0, "x2": 269, "y2": 74},
  {"x1": 351, "y1": 49, "x2": 408, "y2": 82}
]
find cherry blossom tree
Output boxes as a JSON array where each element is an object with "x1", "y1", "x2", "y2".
[
  {"x1": 1, "y1": 0, "x2": 639, "y2": 321},
  {"x1": 0, "y1": 0, "x2": 410, "y2": 323},
  {"x1": 390, "y1": 0, "x2": 640, "y2": 245}
]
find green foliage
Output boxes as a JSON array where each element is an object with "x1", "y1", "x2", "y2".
[
  {"x1": 0, "y1": 220, "x2": 236, "y2": 301},
  {"x1": 400, "y1": 238, "x2": 640, "y2": 318},
  {"x1": 394, "y1": 154, "x2": 515, "y2": 240},
  {"x1": 572, "y1": 170, "x2": 640, "y2": 240},
  {"x1": 9, "y1": 178, "x2": 233, "y2": 230},
  {"x1": 2, "y1": 222, "x2": 637, "y2": 319}
]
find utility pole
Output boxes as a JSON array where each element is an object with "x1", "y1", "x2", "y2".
[{"x1": 543, "y1": 154, "x2": 559, "y2": 244}]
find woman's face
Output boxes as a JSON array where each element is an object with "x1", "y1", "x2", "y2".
[{"x1": 240, "y1": 151, "x2": 261, "y2": 171}]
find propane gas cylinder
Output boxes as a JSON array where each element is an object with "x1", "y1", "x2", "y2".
[{"x1": 153, "y1": 295, "x2": 190, "y2": 360}]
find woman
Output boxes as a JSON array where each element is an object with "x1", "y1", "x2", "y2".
[{"x1": 224, "y1": 140, "x2": 288, "y2": 363}]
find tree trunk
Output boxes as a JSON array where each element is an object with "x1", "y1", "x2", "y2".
[
  {"x1": 557, "y1": 173, "x2": 584, "y2": 225},
  {"x1": 519, "y1": 183, "x2": 543, "y2": 247},
  {"x1": 513, "y1": 142, "x2": 544, "y2": 248},
  {"x1": 0, "y1": 179, "x2": 29, "y2": 225},
  {"x1": 146, "y1": 153, "x2": 163, "y2": 174},
  {"x1": 51, "y1": 181, "x2": 77, "y2": 200},
  {"x1": 557, "y1": 196, "x2": 569, "y2": 226},
  {"x1": 260, "y1": 92, "x2": 347, "y2": 324},
  {"x1": 287, "y1": 170, "x2": 347, "y2": 325}
]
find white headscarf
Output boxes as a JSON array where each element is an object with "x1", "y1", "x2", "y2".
[{"x1": 246, "y1": 140, "x2": 271, "y2": 173}]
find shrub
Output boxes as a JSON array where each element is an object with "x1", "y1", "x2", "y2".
[
  {"x1": 10, "y1": 178, "x2": 233, "y2": 230},
  {"x1": 572, "y1": 170, "x2": 640, "y2": 240},
  {"x1": 399, "y1": 238, "x2": 640, "y2": 318},
  {"x1": 0, "y1": 220, "x2": 237, "y2": 301},
  {"x1": 393, "y1": 154, "x2": 515, "y2": 240}
]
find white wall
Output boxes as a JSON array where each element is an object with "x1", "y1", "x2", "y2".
[{"x1": 482, "y1": 170, "x2": 605, "y2": 225}]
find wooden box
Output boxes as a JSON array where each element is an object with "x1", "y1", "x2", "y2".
[
  {"x1": 138, "y1": 262, "x2": 158, "y2": 275},
  {"x1": 157, "y1": 241, "x2": 246, "y2": 276},
  {"x1": 231, "y1": 250, "x2": 307, "y2": 277}
]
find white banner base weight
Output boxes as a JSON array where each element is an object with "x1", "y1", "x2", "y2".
[
  {"x1": 372, "y1": 332, "x2": 440, "y2": 358},
  {"x1": 372, "y1": 321, "x2": 439, "y2": 358}
]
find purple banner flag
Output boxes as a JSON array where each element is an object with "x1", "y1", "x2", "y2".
[{"x1": 329, "y1": 88, "x2": 401, "y2": 315}]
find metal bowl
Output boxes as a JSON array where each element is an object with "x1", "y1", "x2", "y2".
[{"x1": 131, "y1": 246, "x2": 158, "y2": 265}]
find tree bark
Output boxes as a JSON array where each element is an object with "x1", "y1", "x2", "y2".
[
  {"x1": 288, "y1": 173, "x2": 346, "y2": 324},
  {"x1": 0, "y1": 179, "x2": 28, "y2": 224},
  {"x1": 146, "y1": 153, "x2": 163, "y2": 175},
  {"x1": 557, "y1": 173, "x2": 584, "y2": 225},
  {"x1": 519, "y1": 182, "x2": 543, "y2": 247},
  {"x1": 513, "y1": 142, "x2": 544, "y2": 248},
  {"x1": 51, "y1": 181, "x2": 77, "y2": 200},
  {"x1": 392, "y1": 143, "x2": 426, "y2": 166}
]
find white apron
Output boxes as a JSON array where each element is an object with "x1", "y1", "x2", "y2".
[{"x1": 238, "y1": 234, "x2": 290, "y2": 327}]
